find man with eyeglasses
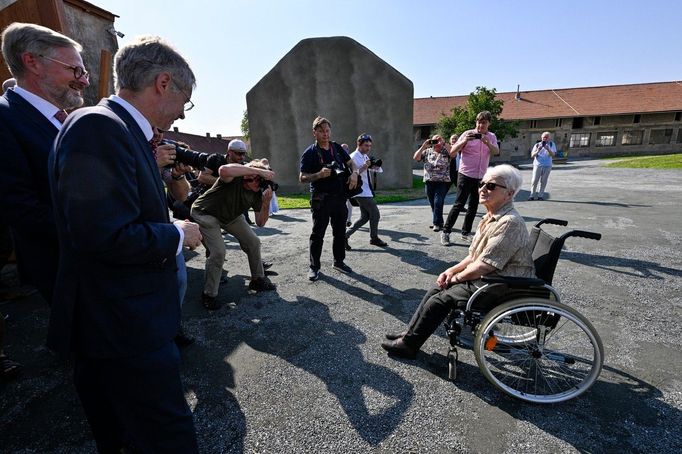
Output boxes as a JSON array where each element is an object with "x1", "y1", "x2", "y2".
[
  {"x1": 48, "y1": 36, "x2": 201, "y2": 452},
  {"x1": 0, "y1": 22, "x2": 89, "y2": 305}
]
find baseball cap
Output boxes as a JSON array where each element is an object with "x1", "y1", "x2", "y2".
[{"x1": 228, "y1": 139, "x2": 247, "y2": 153}]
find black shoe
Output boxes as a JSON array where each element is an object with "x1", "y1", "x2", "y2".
[
  {"x1": 308, "y1": 268, "x2": 320, "y2": 281},
  {"x1": 262, "y1": 261, "x2": 273, "y2": 270},
  {"x1": 346, "y1": 221, "x2": 351, "y2": 227},
  {"x1": 384, "y1": 331, "x2": 407, "y2": 341},
  {"x1": 333, "y1": 262, "x2": 353, "y2": 274},
  {"x1": 370, "y1": 238, "x2": 388, "y2": 247},
  {"x1": 381, "y1": 338, "x2": 417, "y2": 359},
  {"x1": 201, "y1": 293, "x2": 220, "y2": 311},
  {"x1": 248, "y1": 277, "x2": 276, "y2": 292},
  {"x1": 538, "y1": 196, "x2": 544, "y2": 201},
  {"x1": 174, "y1": 327, "x2": 195, "y2": 348},
  {"x1": 344, "y1": 237, "x2": 352, "y2": 251}
]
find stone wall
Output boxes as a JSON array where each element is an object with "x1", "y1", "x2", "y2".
[{"x1": 247, "y1": 36, "x2": 414, "y2": 193}]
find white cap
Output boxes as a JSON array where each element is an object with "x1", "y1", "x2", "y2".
[{"x1": 228, "y1": 139, "x2": 247, "y2": 152}]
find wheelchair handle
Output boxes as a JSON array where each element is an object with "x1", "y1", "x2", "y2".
[
  {"x1": 564, "y1": 230, "x2": 602, "y2": 241},
  {"x1": 535, "y1": 218, "x2": 568, "y2": 228}
]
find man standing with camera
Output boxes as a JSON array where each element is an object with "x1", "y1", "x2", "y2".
[
  {"x1": 191, "y1": 159, "x2": 276, "y2": 309},
  {"x1": 345, "y1": 133, "x2": 388, "y2": 249},
  {"x1": 441, "y1": 111, "x2": 499, "y2": 245},
  {"x1": 529, "y1": 131, "x2": 556, "y2": 200},
  {"x1": 299, "y1": 116, "x2": 359, "y2": 281}
]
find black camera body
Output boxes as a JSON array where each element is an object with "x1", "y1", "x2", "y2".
[
  {"x1": 259, "y1": 179, "x2": 279, "y2": 192},
  {"x1": 323, "y1": 161, "x2": 347, "y2": 177},
  {"x1": 368, "y1": 156, "x2": 383, "y2": 168},
  {"x1": 471, "y1": 133, "x2": 482, "y2": 140},
  {"x1": 161, "y1": 139, "x2": 226, "y2": 173},
  {"x1": 429, "y1": 139, "x2": 439, "y2": 145}
]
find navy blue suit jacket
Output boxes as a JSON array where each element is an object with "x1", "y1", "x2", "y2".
[
  {"x1": 0, "y1": 89, "x2": 60, "y2": 301},
  {"x1": 48, "y1": 98, "x2": 181, "y2": 358}
]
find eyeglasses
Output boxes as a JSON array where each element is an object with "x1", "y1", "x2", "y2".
[
  {"x1": 171, "y1": 79, "x2": 195, "y2": 111},
  {"x1": 478, "y1": 181, "x2": 507, "y2": 191},
  {"x1": 38, "y1": 54, "x2": 89, "y2": 80}
]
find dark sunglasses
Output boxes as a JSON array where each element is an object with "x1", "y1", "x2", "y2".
[
  {"x1": 479, "y1": 181, "x2": 507, "y2": 191},
  {"x1": 243, "y1": 177, "x2": 260, "y2": 182}
]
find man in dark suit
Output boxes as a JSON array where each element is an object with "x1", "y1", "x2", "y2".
[
  {"x1": 0, "y1": 22, "x2": 89, "y2": 303},
  {"x1": 48, "y1": 35, "x2": 202, "y2": 452}
]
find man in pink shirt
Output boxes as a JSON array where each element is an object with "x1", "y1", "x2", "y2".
[{"x1": 441, "y1": 111, "x2": 500, "y2": 245}]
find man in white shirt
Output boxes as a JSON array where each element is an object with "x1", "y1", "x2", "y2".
[
  {"x1": 0, "y1": 22, "x2": 89, "y2": 304},
  {"x1": 345, "y1": 133, "x2": 388, "y2": 249}
]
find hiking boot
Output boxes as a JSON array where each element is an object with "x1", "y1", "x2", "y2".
[
  {"x1": 333, "y1": 262, "x2": 353, "y2": 274},
  {"x1": 248, "y1": 277, "x2": 276, "y2": 292}
]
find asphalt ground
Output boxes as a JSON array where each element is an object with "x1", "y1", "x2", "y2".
[{"x1": 1, "y1": 159, "x2": 681, "y2": 453}]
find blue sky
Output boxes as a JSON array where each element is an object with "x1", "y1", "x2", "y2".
[{"x1": 94, "y1": 0, "x2": 682, "y2": 136}]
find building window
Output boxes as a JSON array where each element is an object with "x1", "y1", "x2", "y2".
[
  {"x1": 675, "y1": 112, "x2": 682, "y2": 122},
  {"x1": 633, "y1": 114, "x2": 641, "y2": 123},
  {"x1": 621, "y1": 130, "x2": 643, "y2": 145},
  {"x1": 572, "y1": 117, "x2": 584, "y2": 129},
  {"x1": 555, "y1": 118, "x2": 562, "y2": 127},
  {"x1": 595, "y1": 131, "x2": 617, "y2": 147},
  {"x1": 570, "y1": 133, "x2": 591, "y2": 148},
  {"x1": 594, "y1": 116, "x2": 601, "y2": 126},
  {"x1": 529, "y1": 120, "x2": 537, "y2": 128},
  {"x1": 649, "y1": 128, "x2": 673, "y2": 144},
  {"x1": 419, "y1": 126, "x2": 432, "y2": 140}
]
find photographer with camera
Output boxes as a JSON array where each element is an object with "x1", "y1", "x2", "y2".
[
  {"x1": 441, "y1": 111, "x2": 499, "y2": 246},
  {"x1": 528, "y1": 131, "x2": 556, "y2": 201},
  {"x1": 300, "y1": 116, "x2": 360, "y2": 281},
  {"x1": 191, "y1": 159, "x2": 276, "y2": 309},
  {"x1": 344, "y1": 133, "x2": 388, "y2": 249},
  {"x1": 414, "y1": 134, "x2": 451, "y2": 232}
]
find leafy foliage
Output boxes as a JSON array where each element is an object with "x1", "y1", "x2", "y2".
[
  {"x1": 240, "y1": 109, "x2": 249, "y2": 140},
  {"x1": 435, "y1": 86, "x2": 519, "y2": 141}
]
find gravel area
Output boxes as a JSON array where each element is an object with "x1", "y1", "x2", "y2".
[{"x1": 1, "y1": 159, "x2": 681, "y2": 453}]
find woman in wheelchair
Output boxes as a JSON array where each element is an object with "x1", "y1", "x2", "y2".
[{"x1": 382, "y1": 164, "x2": 535, "y2": 359}]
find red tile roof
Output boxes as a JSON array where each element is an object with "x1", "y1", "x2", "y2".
[
  {"x1": 163, "y1": 131, "x2": 245, "y2": 156},
  {"x1": 414, "y1": 81, "x2": 682, "y2": 125}
]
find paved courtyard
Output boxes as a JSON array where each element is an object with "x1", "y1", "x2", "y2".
[{"x1": 1, "y1": 159, "x2": 681, "y2": 453}]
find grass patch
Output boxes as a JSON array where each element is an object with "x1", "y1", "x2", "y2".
[
  {"x1": 277, "y1": 176, "x2": 427, "y2": 209},
  {"x1": 603, "y1": 153, "x2": 682, "y2": 169}
]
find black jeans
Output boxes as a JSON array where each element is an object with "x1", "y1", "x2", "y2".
[
  {"x1": 309, "y1": 193, "x2": 347, "y2": 270},
  {"x1": 402, "y1": 281, "x2": 479, "y2": 349},
  {"x1": 444, "y1": 172, "x2": 481, "y2": 235}
]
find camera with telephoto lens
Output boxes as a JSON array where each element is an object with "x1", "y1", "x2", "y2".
[
  {"x1": 161, "y1": 139, "x2": 227, "y2": 173},
  {"x1": 368, "y1": 156, "x2": 382, "y2": 168}
]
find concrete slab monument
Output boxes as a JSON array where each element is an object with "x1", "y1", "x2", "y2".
[{"x1": 246, "y1": 36, "x2": 414, "y2": 193}]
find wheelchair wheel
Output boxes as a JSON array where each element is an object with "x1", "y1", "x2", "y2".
[{"x1": 473, "y1": 298, "x2": 603, "y2": 404}]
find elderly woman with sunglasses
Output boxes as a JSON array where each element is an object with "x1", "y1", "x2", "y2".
[{"x1": 381, "y1": 164, "x2": 535, "y2": 359}]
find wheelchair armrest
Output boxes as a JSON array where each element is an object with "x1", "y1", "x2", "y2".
[{"x1": 481, "y1": 275, "x2": 546, "y2": 287}]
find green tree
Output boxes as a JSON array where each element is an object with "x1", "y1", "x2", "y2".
[
  {"x1": 240, "y1": 109, "x2": 249, "y2": 140},
  {"x1": 435, "y1": 86, "x2": 518, "y2": 141}
]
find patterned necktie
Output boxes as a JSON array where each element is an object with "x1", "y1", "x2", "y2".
[
  {"x1": 54, "y1": 110, "x2": 68, "y2": 124},
  {"x1": 149, "y1": 139, "x2": 159, "y2": 159}
]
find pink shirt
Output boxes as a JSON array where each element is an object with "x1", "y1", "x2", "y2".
[{"x1": 456, "y1": 129, "x2": 497, "y2": 179}]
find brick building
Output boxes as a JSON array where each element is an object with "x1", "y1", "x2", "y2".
[{"x1": 414, "y1": 81, "x2": 682, "y2": 161}]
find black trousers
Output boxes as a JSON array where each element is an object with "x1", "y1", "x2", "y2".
[
  {"x1": 444, "y1": 172, "x2": 481, "y2": 235},
  {"x1": 309, "y1": 193, "x2": 347, "y2": 270},
  {"x1": 74, "y1": 341, "x2": 198, "y2": 453},
  {"x1": 402, "y1": 281, "x2": 479, "y2": 349}
]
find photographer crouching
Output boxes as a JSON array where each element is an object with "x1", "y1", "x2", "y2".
[{"x1": 191, "y1": 159, "x2": 277, "y2": 310}]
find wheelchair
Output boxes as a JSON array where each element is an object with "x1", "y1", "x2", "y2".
[{"x1": 444, "y1": 218, "x2": 604, "y2": 404}]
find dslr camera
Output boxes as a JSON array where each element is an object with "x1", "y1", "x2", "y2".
[
  {"x1": 161, "y1": 139, "x2": 227, "y2": 174},
  {"x1": 323, "y1": 161, "x2": 347, "y2": 177},
  {"x1": 471, "y1": 133, "x2": 482, "y2": 140},
  {"x1": 368, "y1": 156, "x2": 383, "y2": 168},
  {"x1": 259, "y1": 179, "x2": 279, "y2": 192}
]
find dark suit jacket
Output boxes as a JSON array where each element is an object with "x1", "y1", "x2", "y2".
[
  {"x1": 0, "y1": 89, "x2": 60, "y2": 301},
  {"x1": 48, "y1": 98, "x2": 181, "y2": 358}
]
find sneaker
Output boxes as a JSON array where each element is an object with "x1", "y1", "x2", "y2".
[
  {"x1": 248, "y1": 277, "x2": 276, "y2": 292},
  {"x1": 432, "y1": 225, "x2": 442, "y2": 232},
  {"x1": 344, "y1": 237, "x2": 352, "y2": 251},
  {"x1": 333, "y1": 262, "x2": 353, "y2": 274},
  {"x1": 440, "y1": 231, "x2": 450, "y2": 245},
  {"x1": 307, "y1": 268, "x2": 320, "y2": 281},
  {"x1": 370, "y1": 238, "x2": 388, "y2": 247},
  {"x1": 527, "y1": 196, "x2": 534, "y2": 201},
  {"x1": 537, "y1": 196, "x2": 544, "y2": 201},
  {"x1": 262, "y1": 260, "x2": 273, "y2": 270},
  {"x1": 428, "y1": 225, "x2": 434, "y2": 230}
]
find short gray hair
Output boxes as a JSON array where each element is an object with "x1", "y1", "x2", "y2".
[
  {"x1": 485, "y1": 164, "x2": 523, "y2": 196},
  {"x1": 1, "y1": 22, "x2": 82, "y2": 79},
  {"x1": 114, "y1": 35, "x2": 195, "y2": 93}
]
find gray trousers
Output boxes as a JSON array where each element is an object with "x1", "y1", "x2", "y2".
[
  {"x1": 345, "y1": 196, "x2": 380, "y2": 240},
  {"x1": 191, "y1": 209, "x2": 263, "y2": 297},
  {"x1": 530, "y1": 165, "x2": 552, "y2": 198}
]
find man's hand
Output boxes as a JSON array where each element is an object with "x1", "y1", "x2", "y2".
[
  {"x1": 261, "y1": 187, "x2": 273, "y2": 202},
  {"x1": 318, "y1": 167, "x2": 332, "y2": 179},
  {"x1": 175, "y1": 220, "x2": 202, "y2": 249},
  {"x1": 348, "y1": 171, "x2": 359, "y2": 189},
  {"x1": 258, "y1": 169, "x2": 275, "y2": 181},
  {"x1": 155, "y1": 143, "x2": 176, "y2": 169}
]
